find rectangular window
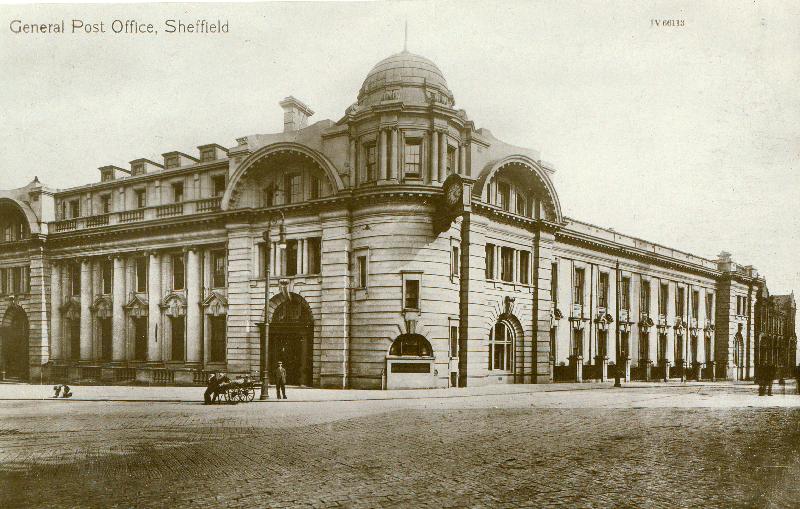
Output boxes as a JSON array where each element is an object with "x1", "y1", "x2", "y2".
[
  {"x1": 357, "y1": 255, "x2": 367, "y2": 288},
  {"x1": 165, "y1": 155, "x2": 179, "y2": 169},
  {"x1": 309, "y1": 175, "x2": 321, "y2": 200},
  {"x1": 0, "y1": 268, "x2": 6, "y2": 294},
  {"x1": 307, "y1": 237, "x2": 322, "y2": 274},
  {"x1": 100, "y1": 194, "x2": 111, "y2": 214},
  {"x1": 515, "y1": 192, "x2": 527, "y2": 216},
  {"x1": 519, "y1": 251, "x2": 530, "y2": 285},
  {"x1": 450, "y1": 325, "x2": 459, "y2": 358},
  {"x1": 70, "y1": 263, "x2": 81, "y2": 296},
  {"x1": 404, "y1": 279, "x2": 420, "y2": 310},
  {"x1": 365, "y1": 144, "x2": 377, "y2": 182},
  {"x1": 485, "y1": 243, "x2": 495, "y2": 279},
  {"x1": 172, "y1": 182, "x2": 184, "y2": 203},
  {"x1": 172, "y1": 254, "x2": 185, "y2": 291},
  {"x1": 284, "y1": 174, "x2": 301, "y2": 204},
  {"x1": 102, "y1": 259, "x2": 112, "y2": 295},
  {"x1": 598, "y1": 272, "x2": 609, "y2": 308},
  {"x1": 135, "y1": 189, "x2": 146, "y2": 209},
  {"x1": 659, "y1": 283, "x2": 668, "y2": 316},
  {"x1": 69, "y1": 199, "x2": 80, "y2": 218},
  {"x1": 676, "y1": 287, "x2": 685, "y2": 317},
  {"x1": 551, "y1": 262, "x2": 558, "y2": 305},
  {"x1": 691, "y1": 290, "x2": 699, "y2": 318},
  {"x1": 135, "y1": 257, "x2": 148, "y2": 293},
  {"x1": 621, "y1": 277, "x2": 631, "y2": 311},
  {"x1": 706, "y1": 293, "x2": 713, "y2": 319},
  {"x1": 285, "y1": 239, "x2": 298, "y2": 277},
  {"x1": 10, "y1": 267, "x2": 20, "y2": 294},
  {"x1": 489, "y1": 321, "x2": 512, "y2": 371},
  {"x1": 640, "y1": 280, "x2": 651, "y2": 315},
  {"x1": 500, "y1": 247, "x2": 514, "y2": 282},
  {"x1": 209, "y1": 316, "x2": 226, "y2": 362},
  {"x1": 212, "y1": 250, "x2": 226, "y2": 288},
  {"x1": 404, "y1": 141, "x2": 421, "y2": 177},
  {"x1": 101, "y1": 170, "x2": 113, "y2": 182},
  {"x1": 263, "y1": 186, "x2": 274, "y2": 207},
  {"x1": 446, "y1": 145, "x2": 456, "y2": 174},
  {"x1": 131, "y1": 163, "x2": 144, "y2": 176},
  {"x1": 497, "y1": 182, "x2": 510, "y2": 211},
  {"x1": 170, "y1": 316, "x2": 185, "y2": 361},
  {"x1": 573, "y1": 329, "x2": 583, "y2": 358},
  {"x1": 573, "y1": 268, "x2": 585, "y2": 306},
  {"x1": 200, "y1": 148, "x2": 216, "y2": 162},
  {"x1": 212, "y1": 175, "x2": 226, "y2": 197},
  {"x1": 451, "y1": 245, "x2": 460, "y2": 279}
]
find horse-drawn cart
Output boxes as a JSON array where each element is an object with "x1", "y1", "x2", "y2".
[{"x1": 217, "y1": 378, "x2": 258, "y2": 403}]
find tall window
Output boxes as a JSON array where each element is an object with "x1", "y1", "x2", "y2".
[
  {"x1": 212, "y1": 250, "x2": 226, "y2": 288},
  {"x1": 485, "y1": 243, "x2": 495, "y2": 279},
  {"x1": 101, "y1": 259, "x2": 112, "y2": 295},
  {"x1": 620, "y1": 277, "x2": 631, "y2": 311},
  {"x1": 308, "y1": 237, "x2": 322, "y2": 274},
  {"x1": 706, "y1": 293, "x2": 714, "y2": 320},
  {"x1": 450, "y1": 325, "x2": 459, "y2": 358},
  {"x1": 451, "y1": 245, "x2": 460, "y2": 278},
  {"x1": 69, "y1": 199, "x2": 80, "y2": 218},
  {"x1": 70, "y1": 263, "x2": 81, "y2": 296},
  {"x1": 0, "y1": 268, "x2": 6, "y2": 294},
  {"x1": 135, "y1": 189, "x2": 146, "y2": 209},
  {"x1": 209, "y1": 316, "x2": 226, "y2": 362},
  {"x1": 365, "y1": 144, "x2": 377, "y2": 182},
  {"x1": 551, "y1": 262, "x2": 558, "y2": 305},
  {"x1": 100, "y1": 194, "x2": 111, "y2": 214},
  {"x1": 285, "y1": 240, "x2": 298, "y2": 276},
  {"x1": 404, "y1": 279, "x2": 420, "y2": 310},
  {"x1": 404, "y1": 141, "x2": 421, "y2": 178},
  {"x1": 446, "y1": 145, "x2": 456, "y2": 174},
  {"x1": 171, "y1": 317, "x2": 185, "y2": 361},
  {"x1": 640, "y1": 280, "x2": 651, "y2": 315},
  {"x1": 172, "y1": 254, "x2": 185, "y2": 291},
  {"x1": 135, "y1": 257, "x2": 148, "y2": 293},
  {"x1": 676, "y1": 287, "x2": 686, "y2": 317},
  {"x1": 515, "y1": 193, "x2": 527, "y2": 216},
  {"x1": 284, "y1": 174, "x2": 301, "y2": 204},
  {"x1": 172, "y1": 182, "x2": 184, "y2": 203},
  {"x1": 500, "y1": 247, "x2": 514, "y2": 282},
  {"x1": 691, "y1": 290, "x2": 699, "y2": 318},
  {"x1": 497, "y1": 182, "x2": 510, "y2": 211},
  {"x1": 573, "y1": 329, "x2": 584, "y2": 358},
  {"x1": 659, "y1": 283, "x2": 668, "y2": 316},
  {"x1": 598, "y1": 272, "x2": 609, "y2": 308},
  {"x1": 309, "y1": 175, "x2": 321, "y2": 200},
  {"x1": 489, "y1": 321, "x2": 513, "y2": 371},
  {"x1": 212, "y1": 175, "x2": 226, "y2": 197},
  {"x1": 10, "y1": 267, "x2": 20, "y2": 294},
  {"x1": 639, "y1": 332, "x2": 649, "y2": 363},
  {"x1": 357, "y1": 255, "x2": 368, "y2": 288},
  {"x1": 519, "y1": 251, "x2": 530, "y2": 285},
  {"x1": 573, "y1": 268, "x2": 585, "y2": 306}
]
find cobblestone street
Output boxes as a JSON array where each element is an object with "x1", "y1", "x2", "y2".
[{"x1": 1, "y1": 383, "x2": 798, "y2": 508}]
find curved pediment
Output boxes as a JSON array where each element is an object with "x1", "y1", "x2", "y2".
[
  {"x1": 91, "y1": 295, "x2": 113, "y2": 319},
  {"x1": 124, "y1": 294, "x2": 149, "y2": 317},
  {"x1": 161, "y1": 292, "x2": 188, "y2": 317}
]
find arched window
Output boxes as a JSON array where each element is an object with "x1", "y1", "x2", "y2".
[
  {"x1": 389, "y1": 334, "x2": 432, "y2": 357},
  {"x1": 488, "y1": 321, "x2": 514, "y2": 371}
]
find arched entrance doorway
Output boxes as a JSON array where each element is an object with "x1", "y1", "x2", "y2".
[
  {"x1": 268, "y1": 297, "x2": 313, "y2": 386},
  {"x1": 1, "y1": 305, "x2": 29, "y2": 380}
]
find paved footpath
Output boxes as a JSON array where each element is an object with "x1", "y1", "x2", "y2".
[{"x1": 0, "y1": 382, "x2": 798, "y2": 508}]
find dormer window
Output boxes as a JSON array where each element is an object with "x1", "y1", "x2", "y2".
[
  {"x1": 164, "y1": 155, "x2": 180, "y2": 169},
  {"x1": 200, "y1": 147, "x2": 216, "y2": 162},
  {"x1": 131, "y1": 162, "x2": 145, "y2": 176},
  {"x1": 101, "y1": 170, "x2": 114, "y2": 182}
]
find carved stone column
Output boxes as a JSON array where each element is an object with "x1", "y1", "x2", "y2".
[
  {"x1": 147, "y1": 251, "x2": 162, "y2": 361},
  {"x1": 79, "y1": 258, "x2": 92, "y2": 360},
  {"x1": 50, "y1": 261, "x2": 62, "y2": 360},
  {"x1": 112, "y1": 255, "x2": 126, "y2": 361},
  {"x1": 186, "y1": 248, "x2": 202, "y2": 363}
]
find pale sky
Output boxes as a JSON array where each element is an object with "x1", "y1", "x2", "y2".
[{"x1": 1, "y1": 1, "x2": 798, "y2": 296}]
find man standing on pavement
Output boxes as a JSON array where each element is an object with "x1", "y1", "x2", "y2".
[
  {"x1": 275, "y1": 361, "x2": 287, "y2": 399},
  {"x1": 204, "y1": 371, "x2": 220, "y2": 405}
]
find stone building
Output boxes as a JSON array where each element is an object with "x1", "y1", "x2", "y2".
[
  {"x1": 0, "y1": 50, "x2": 791, "y2": 388},
  {"x1": 755, "y1": 290, "x2": 797, "y2": 379}
]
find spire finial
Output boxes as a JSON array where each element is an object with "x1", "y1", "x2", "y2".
[{"x1": 403, "y1": 20, "x2": 408, "y2": 52}]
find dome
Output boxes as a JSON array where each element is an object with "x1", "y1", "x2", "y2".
[{"x1": 357, "y1": 51, "x2": 454, "y2": 107}]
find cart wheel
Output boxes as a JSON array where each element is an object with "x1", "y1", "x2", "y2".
[
  {"x1": 237, "y1": 389, "x2": 247, "y2": 402},
  {"x1": 247, "y1": 388, "x2": 256, "y2": 402}
]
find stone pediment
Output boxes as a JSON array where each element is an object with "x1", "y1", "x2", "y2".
[
  {"x1": 91, "y1": 295, "x2": 113, "y2": 319},
  {"x1": 202, "y1": 291, "x2": 228, "y2": 316},
  {"x1": 161, "y1": 292, "x2": 187, "y2": 317},
  {"x1": 124, "y1": 294, "x2": 149, "y2": 317},
  {"x1": 60, "y1": 298, "x2": 81, "y2": 320}
]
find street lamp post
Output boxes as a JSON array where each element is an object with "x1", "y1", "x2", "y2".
[{"x1": 259, "y1": 209, "x2": 286, "y2": 401}]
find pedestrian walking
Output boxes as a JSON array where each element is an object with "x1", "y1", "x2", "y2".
[
  {"x1": 52, "y1": 384, "x2": 72, "y2": 398},
  {"x1": 275, "y1": 361, "x2": 287, "y2": 399}
]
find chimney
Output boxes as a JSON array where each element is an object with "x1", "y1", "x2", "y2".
[{"x1": 279, "y1": 96, "x2": 314, "y2": 132}]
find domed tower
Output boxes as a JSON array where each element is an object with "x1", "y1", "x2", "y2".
[{"x1": 342, "y1": 50, "x2": 468, "y2": 187}]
